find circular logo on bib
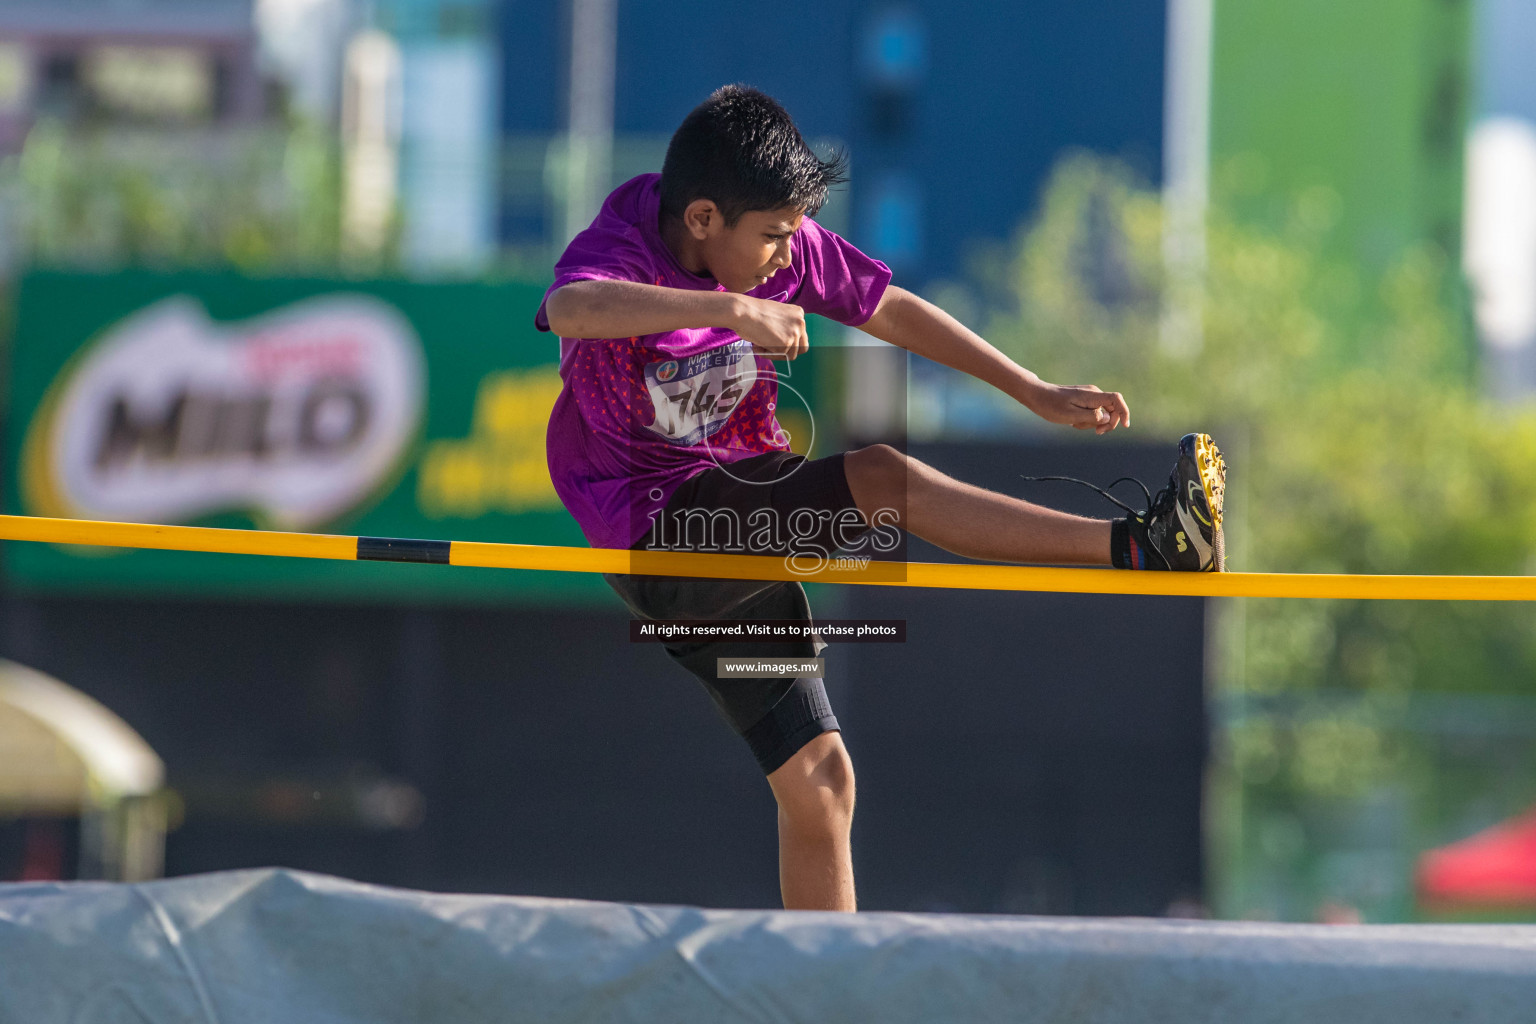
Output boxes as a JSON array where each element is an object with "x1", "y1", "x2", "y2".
[{"x1": 655, "y1": 360, "x2": 679, "y2": 383}]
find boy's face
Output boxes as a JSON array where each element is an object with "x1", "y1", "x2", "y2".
[{"x1": 692, "y1": 204, "x2": 806, "y2": 293}]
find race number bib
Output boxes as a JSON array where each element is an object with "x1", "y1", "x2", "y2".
[{"x1": 643, "y1": 340, "x2": 759, "y2": 446}]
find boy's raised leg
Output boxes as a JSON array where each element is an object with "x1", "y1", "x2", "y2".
[{"x1": 844, "y1": 443, "x2": 1113, "y2": 565}]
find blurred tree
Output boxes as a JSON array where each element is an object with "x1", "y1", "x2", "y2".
[
  {"x1": 0, "y1": 118, "x2": 395, "y2": 275},
  {"x1": 983, "y1": 153, "x2": 1536, "y2": 921}
]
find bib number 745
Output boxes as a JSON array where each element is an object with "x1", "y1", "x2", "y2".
[{"x1": 644, "y1": 342, "x2": 759, "y2": 447}]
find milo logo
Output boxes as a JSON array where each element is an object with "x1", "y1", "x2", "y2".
[{"x1": 21, "y1": 293, "x2": 425, "y2": 530}]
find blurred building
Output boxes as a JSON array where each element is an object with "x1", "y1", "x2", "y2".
[
  {"x1": 497, "y1": 0, "x2": 1168, "y2": 289},
  {"x1": 370, "y1": 0, "x2": 499, "y2": 272},
  {"x1": 0, "y1": 0, "x2": 264, "y2": 153},
  {"x1": 255, "y1": 0, "x2": 360, "y2": 124},
  {"x1": 1465, "y1": 0, "x2": 1536, "y2": 397},
  {"x1": 260, "y1": 0, "x2": 501, "y2": 272},
  {"x1": 0, "y1": 2, "x2": 1171, "y2": 288}
]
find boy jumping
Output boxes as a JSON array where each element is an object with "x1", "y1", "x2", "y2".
[{"x1": 535, "y1": 85, "x2": 1225, "y2": 912}]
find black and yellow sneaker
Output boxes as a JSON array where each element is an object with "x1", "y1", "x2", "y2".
[
  {"x1": 1021, "y1": 432, "x2": 1227, "y2": 572},
  {"x1": 1121, "y1": 433, "x2": 1226, "y2": 571}
]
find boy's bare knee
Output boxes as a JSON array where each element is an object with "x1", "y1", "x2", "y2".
[
  {"x1": 769, "y1": 732, "x2": 856, "y2": 834},
  {"x1": 844, "y1": 444, "x2": 908, "y2": 519},
  {"x1": 846, "y1": 443, "x2": 905, "y2": 484}
]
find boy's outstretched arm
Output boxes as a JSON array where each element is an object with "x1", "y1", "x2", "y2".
[
  {"x1": 544, "y1": 280, "x2": 809, "y2": 359},
  {"x1": 857, "y1": 286, "x2": 1130, "y2": 434}
]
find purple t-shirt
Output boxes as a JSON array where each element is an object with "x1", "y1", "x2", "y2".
[{"x1": 534, "y1": 174, "x2": 892, "y2": 549}]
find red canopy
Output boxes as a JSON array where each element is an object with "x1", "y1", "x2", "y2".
[{"x1": 1417, "y1": 805, "x2": 1536, "y2": 908}]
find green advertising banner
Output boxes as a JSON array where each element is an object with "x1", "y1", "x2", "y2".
[{"x1": 4, "y1": 270, "x2": 607, "y2": 603}]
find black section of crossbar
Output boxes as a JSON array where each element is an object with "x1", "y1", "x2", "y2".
[{"x1": 355, "y1": 537, "x2": 452, "y2": 564}]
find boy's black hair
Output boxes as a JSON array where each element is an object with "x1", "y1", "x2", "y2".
[{"x1": 660, "y1": 84, "x2": 848, "y2": 227}]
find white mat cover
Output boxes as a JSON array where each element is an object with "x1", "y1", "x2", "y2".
[{"x1": 2, "y1": 868, "x2": 1534, "y2": 1023}]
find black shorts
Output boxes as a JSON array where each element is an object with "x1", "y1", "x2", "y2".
[{"x1": 604, "y1": 450, "x2": 869, "y2": 775}]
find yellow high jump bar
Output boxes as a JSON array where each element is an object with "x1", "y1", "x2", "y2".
[{"x1": 0, "y1": 513, "x2": 1532, "y2": 601}]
